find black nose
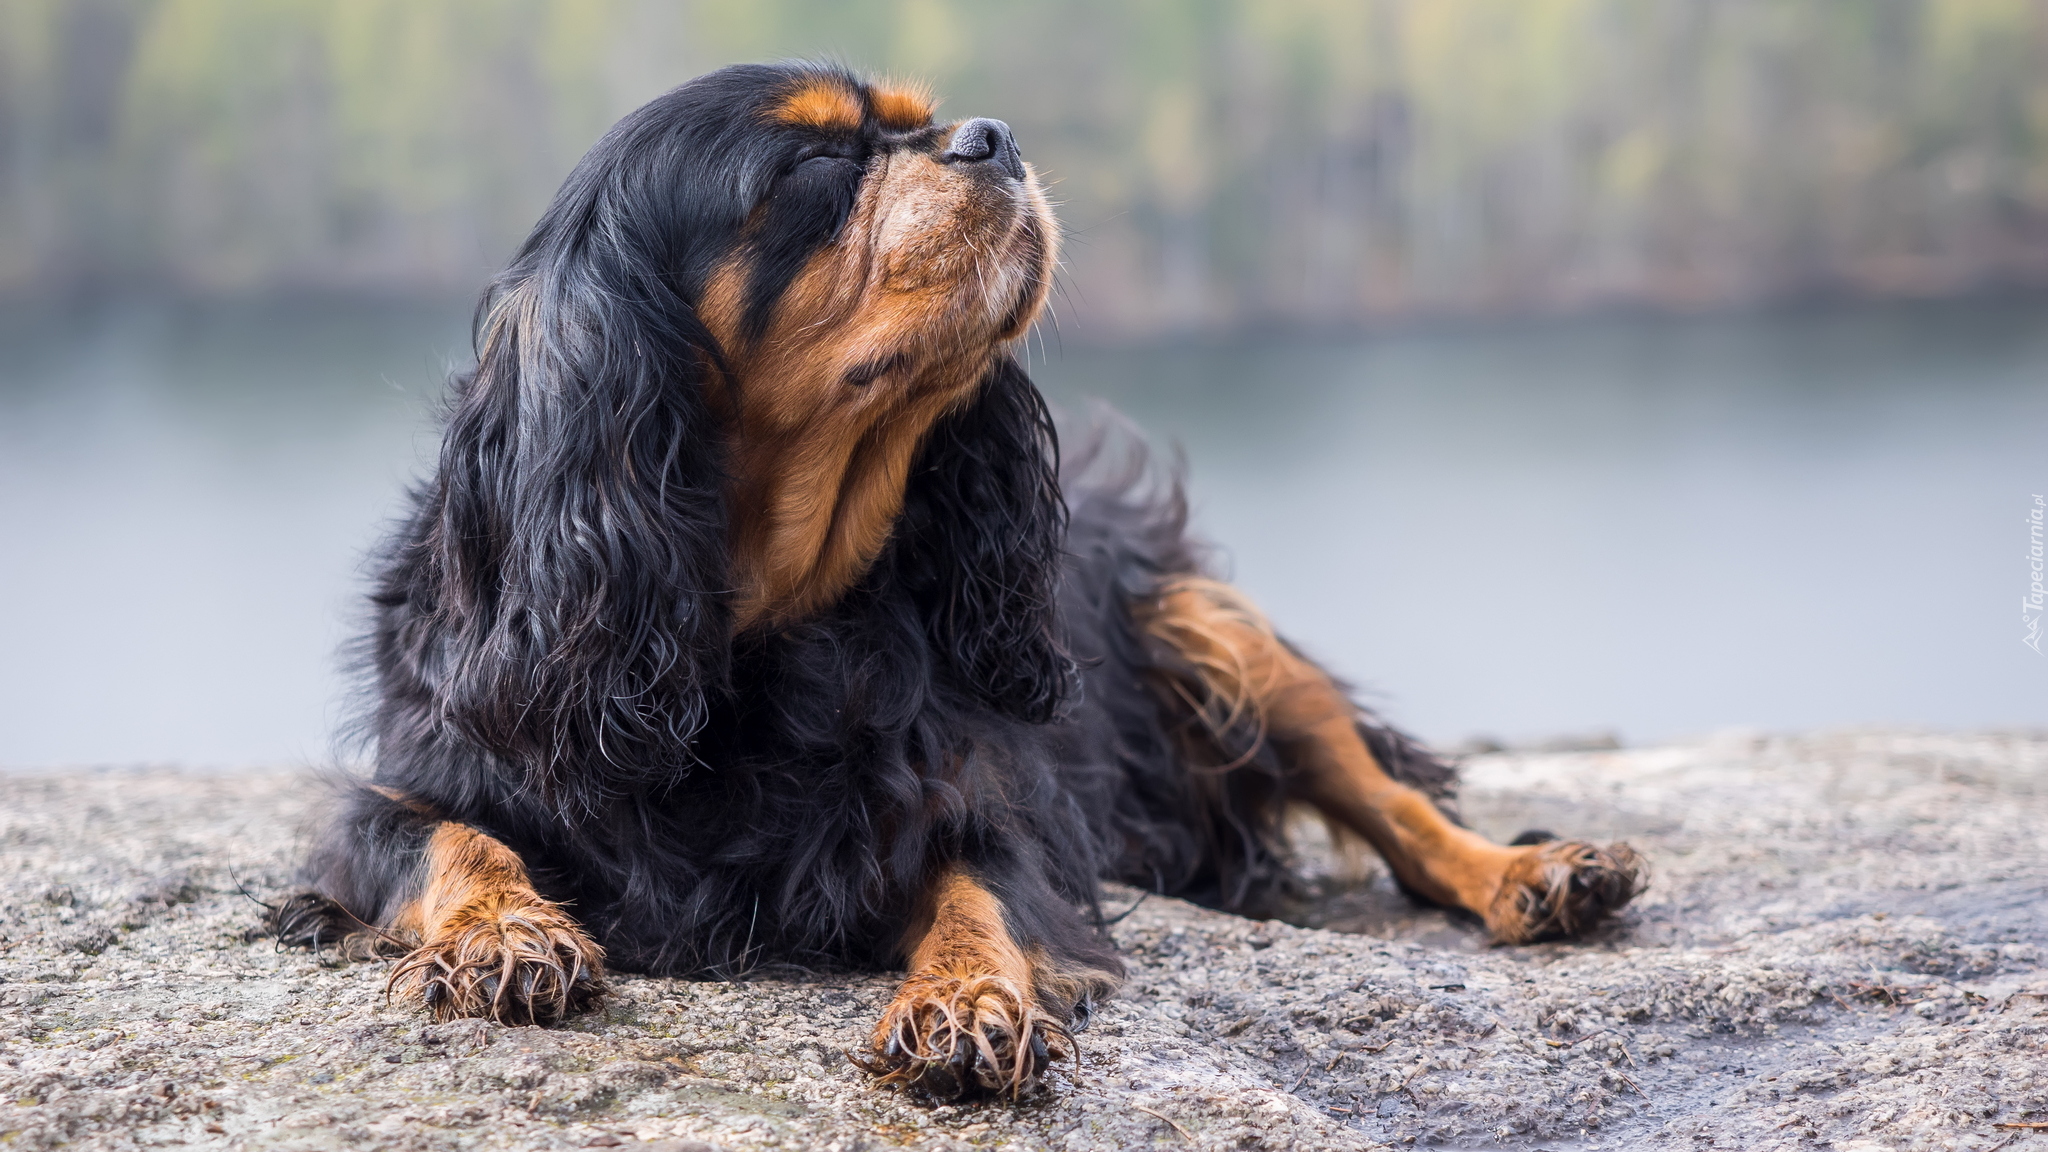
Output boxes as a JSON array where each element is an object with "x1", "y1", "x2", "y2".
[{"x1": 943, "y1": 118, "x2": 1025, "y2": 181}]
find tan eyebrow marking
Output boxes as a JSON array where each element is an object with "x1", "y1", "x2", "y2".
[
  {"x1": 774, "y1": 77, "x2": 863, "y2": 131},
  {"x1": 871, "y1": 80, "x2": 935, "y2": 129}
]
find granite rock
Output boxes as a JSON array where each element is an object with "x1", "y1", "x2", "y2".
[{"x1": 2, "y1": 730, "x2": 2042, "y2": 1150}]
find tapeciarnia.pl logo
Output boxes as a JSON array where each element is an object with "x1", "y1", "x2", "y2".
[{"x1": 2028, "y1": 494, "x2": 2045, "y2": 654}]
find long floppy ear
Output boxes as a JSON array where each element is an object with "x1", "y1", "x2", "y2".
[
  {"x1": 407, "y1": 266, "x2": 731, "y2": 804},
  {"x1": 889, "y1": 355, "x2": 1075, "y2": 723}
]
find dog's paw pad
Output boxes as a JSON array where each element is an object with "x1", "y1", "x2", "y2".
[{"x1": 1488, "y1": 840, "x2": 1646, "y2": 944}]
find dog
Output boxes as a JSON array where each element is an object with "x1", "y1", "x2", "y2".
[{"x1": 275, "y1": 62, "x2": 1643, "y2": 1100}]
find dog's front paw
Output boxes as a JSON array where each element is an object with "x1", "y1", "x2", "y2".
[
  {"x1": 859, "y1": 972, "x2": 1069, "y2": 1099},
  {"x1": 387, "y1": 899, "x2": 605, "y2": 1026},
  {"x1": 1486, "y1": 839, "x2": 1646, "y2": 944}
]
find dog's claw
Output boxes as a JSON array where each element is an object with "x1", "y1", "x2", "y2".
[
  {"x1": 270, "y1": 891, "x2": 390, "y2": 959},
  {"x1": 387, "y1": 901, "x2": 606, "y2": 1027},
  {"x1": 1487, "y1": 839, "x2": 1647, "y2": 944},
  {"x1": 862, "y1": 973, "x2": 1069, "y2": 1100}
]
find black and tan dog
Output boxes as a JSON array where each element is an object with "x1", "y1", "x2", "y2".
[{"x1": 275, "y1": 62, "x2": 1642, "y2": 1100}]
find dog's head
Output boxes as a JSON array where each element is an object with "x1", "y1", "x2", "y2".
[
  {"x1": 412, "y1": 64, "x2": 1071, "y2": 800},
  {"x1": 686, "y1": 67, "x2": 1057, "y2": 629},
  {"x1": 701, "y1": 68, "x2": 1053, "y2": 360}
]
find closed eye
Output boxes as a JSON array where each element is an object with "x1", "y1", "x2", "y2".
[
  {"x1": 740, "y1": 154, "x2": 867, "y2": 343},
  {"x1": 843, "y1": 352, "x2": 910, "y2": 387},
  {"x1": 767, "y1": 155, "x2": 864, "y2": 240},
  {"x1": 791, "y1": 154, "x2": 862, "y2": 186}
]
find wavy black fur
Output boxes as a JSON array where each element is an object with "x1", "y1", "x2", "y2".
[{"x1": 294, "y1": 62, "x2": 1457, "y2": 1015}]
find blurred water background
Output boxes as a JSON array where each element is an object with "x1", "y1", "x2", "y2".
[{"x1": 2, "y1": 1, "x2": 2044, "y2": 766}]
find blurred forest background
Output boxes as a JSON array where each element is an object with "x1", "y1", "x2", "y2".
[{"x1": 9, "y1": 0, "x2": 2048, "y2": 336}]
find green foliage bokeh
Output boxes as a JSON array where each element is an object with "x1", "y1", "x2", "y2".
[{"x1": 6, "y1": 0, "x2": 2047, "y2": 334}]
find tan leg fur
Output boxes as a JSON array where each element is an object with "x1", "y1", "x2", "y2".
[
  {"x1": 861, "y1": 866, "x2": 1089, "y2": 1098},
  {"x1": 385, "y1": 822, "x2": 606, "y2": 1025},
  {"x1": 1140, "y1": 577, "x2": 1643, "y2": 943}
]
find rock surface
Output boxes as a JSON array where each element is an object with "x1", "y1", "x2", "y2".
[{"x1": 3, "y1": 730, "x2": 2044, "y2": 1151}]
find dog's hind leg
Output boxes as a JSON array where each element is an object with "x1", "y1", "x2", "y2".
[
  {"x1": 1140, "y1": 577, "x2": 1644, "y2": 943},
  {"x1": 862, "y1": 865, "x2": 1119, "y2": 1099},
  {"x1": 278, "y1": 786, "x2": 605, "y2": 1025},
  {"x1": 274, "y1": 785, "x2": 436, "y2": 960}
]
